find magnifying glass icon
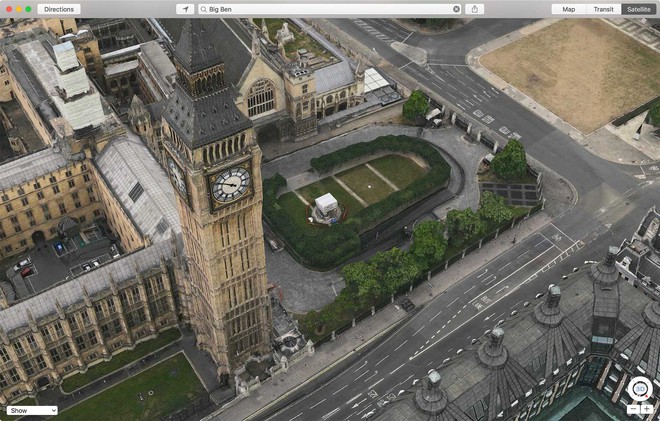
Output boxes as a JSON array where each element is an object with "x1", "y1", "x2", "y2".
[{"x1": 200, "y1": 5, "x2": 207, "y2": 12}]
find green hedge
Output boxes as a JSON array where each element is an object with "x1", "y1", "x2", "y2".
[{"x1": 264, "y1": 136, "x2": 451, "y2": 269}]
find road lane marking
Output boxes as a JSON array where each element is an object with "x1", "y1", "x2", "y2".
[
  {"x1": 322, "y1": 408, "x2": 340, "y2": 420},
  {"x1": 375, "y1": 355, "x2": 389, "y2": 366},
  {"x1": 355, "y1": 370, "x2": 370, "y2": 380},
  {"x1": 311, "y1": 399, "x2": 327, "y2": 409},
  {"x1": 464, "y1": 285, "x2": 476, "y2": 294},
  {"x1": 289, "y1": 413, "x2": 303, "y2": 421},
  {"x1": 551, "y1": 223, "x2": 575, "y2": 242},
  {"x1": 477, "y1": 269, "x2": 488, "y2": 278},
  {"x1": 368, "y1": 378, "x2": 384, "y2": 389},
  {"x1": 402, "y1": 31, "x2": 413, "y2": 42},
  {"x1": 400, "y1": 61, "x2": 412, "y2": 69},
  {"x1": 351, "y1": 398, "x2": 367, "y2": 409},
  {"x1": 394, "y1": 340, "x2": 407, "y2": 351},
  {"x1": 390, "y1": 364, "x2": 404, "y2": 375},
  {"x1": 412, "y1": 325, "x2": 425, "y2": 336},
  {"x1": 346, "y1": 393, "x2": 363, "y2": 404},
  {"x1": 333, "y1": 385, "x2": 348, "y2": 395},
  {"x1": 469, "y1": 245, "x2": 556, "y2": 304},
  {"x1": 499, "y1": 261, "x2": 513, "y2": 271},
  {"x1": 430, "y1": 310, "x2": 443, "y2": 321},
  {"x1": 363, "y1": 372, "x2": 378, "y2": 383},
  {"x1": 354, "y1": 361, "x2": 368, "y2": 372},
  {"x1": 449, "y1": 297, "x2": 459, "y2": 306}
]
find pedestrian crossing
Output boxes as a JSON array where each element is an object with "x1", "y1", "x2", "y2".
[{"x1": 351, "y1": 19, "x2": 397, "y2": 44}]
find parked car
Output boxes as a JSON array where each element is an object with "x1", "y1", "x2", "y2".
[
  {"x1": 110, "y1": 245, "x2": 120, "y2": 259},
  {"x1": 91, "y1": 259, "x2": 100, "y2": 267},
  {"x1": 13, "y1": 258, "x2": 32, "y2": 272},
  {"x1": 20, "y1": 267, "x2": 33, "y2": 277},
  {"x1": 82, "y1": 263, "x2": 92, "y2": 271}
]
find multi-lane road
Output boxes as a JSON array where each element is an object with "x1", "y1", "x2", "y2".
[{"x1": 261, "y1": 19, "x2": 660, "y2": 421}]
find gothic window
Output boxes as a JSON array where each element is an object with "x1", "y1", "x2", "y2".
[{"x1": 247, "y1": 79, "x2": 275, "y2": 117}]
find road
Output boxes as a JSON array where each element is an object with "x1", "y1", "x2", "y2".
[{"x1": 262, "y1": 19, "x2": 660, "y2": 421}]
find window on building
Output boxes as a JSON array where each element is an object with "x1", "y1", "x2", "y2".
[
  {"x1": 58, "y1": 203, "x2": 66, "y2": 215},
  {"x1": 49, "y1": 176, "x2": 57, "y2": 183},
  {"x1": 13, "y1": 224, "x2": 21, "y2": 234},
  {"x1": 36, "y1": 355, "x2": 46, "y2": 370},
  {"x1": 40, "y1": 327, "x2": 51, "y2": 343},
  {"x1": 54, "y1": 322, "x2": 64, "y2": 338},
  {"x1": 49, "y1": 348, "x2": 61, "y2": 363},
  {"x1": 25, "y1": 210, "x2": 33, "y2": 218},
  {"x1": 61, "y1": 343, "x2": 72, "y2": 358},
  {"x1": 12, "y1": 341, "x2": 25, "y2": 356},
  {"x1": 88, "y1": 332, "x2": 98, "y2": 345},
  {"x1": 65, "y1": 170, "x2": 72, "y2": 178},
  {"x1": 0, "y1": 347, "x2": 10, "y2": 363},
  {"x1": 93, "y1": 209, "x2": 102, "y2": 218},
  {"x1": 0, "y1": 374, "x2": 7, "y2": 388},
  {"x1": 22, "y1": 361, "x2": 34, "y2": 376},
  {"x1": 128, "y1": 183, "x2": 144, "y2": 202},
  {"x1": 68, "y1": 180, "x2": 75, "y2": 188},
  {"x1": 83, "y1": 174, "x2": 91, "y2": 182},
  {"x1": 78, "y1": 216, "x2": 86, "y2": 223},
  {"x1": 21, "y1": 197, "x2": 28, "y2": 206},
  {"x1": 247, "y1": 79, "x2": 275, "y2": 117},
  {"x1": 75, "y1": 335, "x2": 86, "y2": 350},
  {"x1": 5, "y1": 203, "x2": 12, "y2": 212},
  {"x1": 107, "y1": 298, "x2": 116, "y2": 314},
  {"x1": 33, "y1": 182, "x2": 41, "y2": 190},
  {"x1": 8, "y1": 368, "x2": 19, "y2": 383},
  {"x1": 19, "y1": 239, "x2": 27, "y2": 247},
  {"x1": 302, "y1": 84, "x2": 308, "y2": 94},
  {"x1": 81, "y1": 310, "x2": 91, "y2": 326},
  {"x1": 49, "y1": 228, "x2": 56, "y2": 235},
  {"x1": 1, "y1": 194, "x2": 8, "y2": 202},
  {"x1": 72, "y1": 192, "x2": 79, "y2": 200},
  {"x1": 74, "y1": 201, "x2": 81, "y2": 209},
  {"x1": 4, "y1": 245, "x2": 13, "y2": 253},
  {"x1": 52, "y1": 185, "x2": 60, "y2": 194},
  {"x1": 0, "y1": 229, "x2": 5, "y2": 240}
]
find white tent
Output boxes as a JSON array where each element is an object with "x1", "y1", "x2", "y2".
[{"x1": 315, "y1": 193, "x2": 338, "y2": 215}]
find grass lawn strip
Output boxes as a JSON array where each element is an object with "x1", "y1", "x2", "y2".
[
  {"x1": 61, "y1": 328, "x2": 181, "y2": 392},
  {"x1": 369, "y1": 155, "x2": 428, "y2": 189},
  {"x1": 297, "y1": 177, "x2": 365, "y2": 214},
  {"x1": 55, "y1": 353, "x2": 205, "y2": 421},
  {"x1": 336, "y1": 164, "x2": 395, "y2": 205},
  {"x1": 278, "y1": 192, "x2": 316, "y2": 231}
]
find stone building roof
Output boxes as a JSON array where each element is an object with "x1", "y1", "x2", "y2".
[
  {"x1": 0, "y1": 148, "x2": 67, "y2": 191},
  {"x1": 95, "y1": 129, "x2": 181, "y2": 243},
  {"x1": 158, "y1": 18, "x2": 252, "y2": 88},
  {"x1": 374, "y1": 245, "x2": 656, "y2": 421},
  {"x1": 315, "y1": 60, "x2": 355, "y2": 94}
]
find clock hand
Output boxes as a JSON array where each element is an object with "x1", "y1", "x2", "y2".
[{"x1": 218, "y1": 181, "x2": 238, "y2": 188}]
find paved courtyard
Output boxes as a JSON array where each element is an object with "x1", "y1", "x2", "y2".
[{"x1": 263, "y1": 124, "x2": 487, "y2": 313}]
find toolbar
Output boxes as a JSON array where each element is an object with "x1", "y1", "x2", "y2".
[{"x1": 0, "y1": 2, "x2": 657, "y2": 18}]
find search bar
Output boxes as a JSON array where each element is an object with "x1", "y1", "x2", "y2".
[{"x1": 197, "y1": 4, "x2": 462, "y2": 16}]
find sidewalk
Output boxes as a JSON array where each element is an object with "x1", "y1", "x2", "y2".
[{"x1": 208, "y1": 210, "x2": 554, "y2": 421}]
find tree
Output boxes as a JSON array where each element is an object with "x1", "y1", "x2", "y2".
[
  {"x1": 445, "y1": 208, "x2": 486, "y2": 245},
  {"x1": 342, "y1": 261, "x2": 382, "y2": 299},
  {"x1": 410, "y1": 220, "x2": 447, "y2": 270},
  {"x1": 491, "y1": 139, "x2": 527, "y2": 181},
  {"x1": 371, "y1": 248, "x2": 420, "y2": 294},
  {"x1": 409, "y1": 19, "x2": 457, "y2": 30},
  {"x1": 648, "y1": 101, "x2": 660, "y2": 127},
  {"x1": 403, "y1": 89, "x2": 429, "y2": 122},
  {"x1": 479, "y1": 191, "x2": 513, "y2": 225}
]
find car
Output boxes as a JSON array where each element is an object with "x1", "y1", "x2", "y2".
[
  {"x1": 362, "y1": 411, "x2": 375, "y2": 419},
  {"x1": 82, "y1": 263, "x2": 92, "y2": 271},
  {"x1": 535, "y1": 293, "x2": 545, "y2": 299},
  {"x1": 13, "y1": 258, "x2": 32, "y2": 272},
  {"x1": 497, "y1": 320, "x2": 505, "y2": 326},
  {"x1": 20, "y1": 267, "x2": 33, "y2": 277},
  {"x1": 91, "y1": 259, "x2": 100, "y2": 267},
  {"x1": 412, "y1": 379, "x2": 420, "y2": 386},
  {"x1": 484, "y1": 329, "x2": 491, "y2": 336},
  {"x1": 456, "y1": 348, "x2": 463, "y2": 354},
  {"x1": 523, "y1": 301, "x2": 530, "y2": 307},
  {"x1": 548, "y1": 284, "x2": 555, "y2": 289},
  {"x1": 510, "y1": 310, "x2": 518, "y2": 316},
  {"x1": 397, "y1": 390, "x2": 406, "y2": 396},
  {"x1": 110, "y1": 245, "x2": 120, "y2": 259},
  {"x1": 562, "y1": 275, "x2": 569, "y2": 279},
  {"x1": 572, "y1": 267, "x2": 579, "y2": 273},
  {"x1": 471, "y1": 338, "x2": 478, "y2": 345},
  {"x1": 442, "y1": 357, "x2": 451, "y2": 364}
]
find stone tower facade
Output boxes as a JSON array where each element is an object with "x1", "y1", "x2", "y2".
[{"x1": 161, "y1": 19, "x2": 272, "y2": 378}]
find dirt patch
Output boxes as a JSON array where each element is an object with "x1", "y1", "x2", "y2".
[{"x1": 481, "y1": 19, "x2": 660, "y2": 134}]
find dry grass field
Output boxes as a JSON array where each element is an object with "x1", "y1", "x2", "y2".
[{"x1": 481, "y1": 19, "x2": 660, "y2": 134}]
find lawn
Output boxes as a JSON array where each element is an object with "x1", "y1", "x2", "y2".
[
  {"x1": 61, "y1": 328, "x2": 181, "y2": 392},
  {"x1": 55, "y1": 353, "x2": 205, "y2": 421},
  {"x1": 277, "y1": 192, "x2": 314, "y2": 231},
  {"x1": 369, "y1": 155, "x2": 428, "y2": 189},
  {"x1": 336, "y1": 165, "x2": 395, "y2": 205},
  {"x1": 261, "y1": 19, "x2": 334, "y2": 62},
  {"x1": 297, "y1": 176, "x2": 365, "y2": 214},
  {"x1": 481, "y1": 19, "x2": 660, "y2": 134}
]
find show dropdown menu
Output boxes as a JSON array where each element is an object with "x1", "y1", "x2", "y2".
[{"x1": 6, "y1": 406, "x2": 59, "y2": 416}]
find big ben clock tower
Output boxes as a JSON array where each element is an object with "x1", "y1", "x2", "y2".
[{"x1": 162, "y1": 19, "x2": 272, "y2": 377}]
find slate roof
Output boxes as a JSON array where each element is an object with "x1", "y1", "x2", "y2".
[
  {"x1": 162, "y1": 85, "x2": 252, "y2": 149},
  {"x1": 0, "y1": 148, "x2": 67, "y2": 191},
  {"x1": 95, "y1": 130, "x2": 181, "y2": 243},
  {"x1": 157, "y1": 18, "x2": 252, "y2": 88},
  {"x1": 315, "y1": 60, "x2": 355, "y2": 93}
]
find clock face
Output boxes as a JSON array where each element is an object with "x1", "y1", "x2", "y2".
[
  {"x1": 168, "y1": 158, "x2": 187, "y2": 198},
  {"x1": 212, "y1": 167, "x2": 251, "y2": 203}
]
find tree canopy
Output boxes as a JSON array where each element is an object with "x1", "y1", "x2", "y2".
[
  {"x1": 491, "y1": 139, "x2": 527, "y2": 181},
  {"x1": 371, "y1": 248, "x2": 420, "y2": 295},
  {"x1": 342, "y1": 261, "x2": 381, "y2": 299},
  {"x1": 410, "y1": 220, "x2": 447, "y2": 270},
  {"x1": 445, "y1": 208, "x2": 486, "y2": 245},
  {"x1": 648, "y1": 101, "x2": 660, "y2": 127},
  {"x1": 403, "y1": 89, "x2": 430, "y2": 122},
  {"x1": 479, "y1": 191, "x2": 513, "y2": 224}
]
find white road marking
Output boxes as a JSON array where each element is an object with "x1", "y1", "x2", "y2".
[
  {"x1": 402, "y1": 31, "x2": 413, "y2": 42},
  {"x1": 469, "y1": 245, "x2": 556, "y2": 304},
  {"x1": 412, "y1": 325, "x2": 425, "y2": 336},
  {"x1": 464, "y1": 285, "x2": 477, "y2": 294},
  {"x1": 394, "y1": 340, "x2": 408, "y2": 351},
  {"x1": 400, "y1": 61, "x2": 413, "y2": 69},
  {"x1": 354, "y1": 361, "x2": 368, "y2": 372},
  {"x1": 289, "y1": 413, "x2": 303, "y2": 421},
  {"x1": 368, "y1": 378, "x2": 384, "y2": 389},
  {"x1": 499, "y1": 261, "x2": 513, "y2": 271},
  {"x1": 477, "y1": 269, "x2": 488, "y2": 278},
  {"x1": 322, "y1": 408, "x2": 340, "y2": 420},
  {"x1": 390, "y1": 364, "x2": 404, "y2": 375},
  {"x1": 449, "y1": 297, "x2": 459, "y2": 306},
  {"x1": 363, "y1": 372, "x2": 378, "y2": 383},
  {"x1": 334, "y1": 385, "x2": 348, "y2": 395},
  {"x1": 375, "y1": 355, "x2": 389, "y2": 366},
  {"x1": 346, "y1": 393, "x2": 363, "y2": 404},
  {"x1": 351, "y1": 398, "x2": 367, "y2": 409},
  {"x1": 311, "y1": 399, "x2": 327, "y2": 409},
  {"x1": 430, "y1": 310, "x2": 443, "y2": 321},
  {"x1": 355, "y1": 370, "x2": 370, "y2": 380},
  {"x1": 551, "y1": 223, "x2": 575, "y2": 242}
]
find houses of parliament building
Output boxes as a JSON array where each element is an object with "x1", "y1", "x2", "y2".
[{"x1": 0, "y1": 18, "x2": 277, "y2": 405}]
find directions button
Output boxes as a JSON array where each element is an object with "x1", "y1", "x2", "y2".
[
  {"x1": 621, "y1": 3, "x2": 657, "y2": 15},
  {"x1": 37, "y1": 4, "x2": 81, "y2": 14}
]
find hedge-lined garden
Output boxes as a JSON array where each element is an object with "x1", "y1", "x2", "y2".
[
  {"x1": 263, "y1": 135, "x2": 451, "y2": 269},
  {"x1": 296, "y1": 192, "x2": 530, "y2": 342}
]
